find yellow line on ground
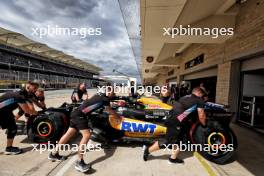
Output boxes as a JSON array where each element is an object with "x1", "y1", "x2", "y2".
[{"x1": 194, "y1": 152, "x2": 218, "y2": 176}]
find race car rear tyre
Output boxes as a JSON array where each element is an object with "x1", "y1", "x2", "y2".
[
  {"x1": 193, "y1": 122, "x2": 238, "y2": 164},
  {"x1": 30, "y1": 112, "x2": 67, "y2": 143}
]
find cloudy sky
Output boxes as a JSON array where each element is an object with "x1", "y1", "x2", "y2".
[{"x1": 0, "y1": 0, "x2": 141, "y2": 82}]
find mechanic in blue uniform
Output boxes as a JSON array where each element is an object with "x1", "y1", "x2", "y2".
[
  {"x1": 49, "y1": 87, "x2": 120, "y2": 173},
  {"x1": 0, "y1": 81, "x2": 39, "y2": 154},
  {"x1": 143, "y1": 87, "x2": 207, "y2": 164}
]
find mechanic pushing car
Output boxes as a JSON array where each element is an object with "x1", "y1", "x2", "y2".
[
  {"x1": 143, "y1": 87, "x2": 207, "y2": 164},
  {"x1": 15, "y1": 88, "x2": 46, "y2": 120},
  {"x1": 0, "y1": 81, "x2": 39, "y2": 155},
  {"x1": 71, "y1": 82, "x2": 88, "y2": 103},
  {"x1": 48, "y1": 86, "x2": 121, "y2": 173}
]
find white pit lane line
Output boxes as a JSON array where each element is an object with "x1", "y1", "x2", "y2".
[
  {"x1": 54, "y1": 140, "x2": 93, "y2": 176},
  {"x1": 54, "y1": 155, "x2": 77, "y2": 176}
]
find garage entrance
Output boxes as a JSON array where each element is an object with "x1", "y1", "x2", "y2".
[
  {"x1": 183, "y1": 67, "x2": 218, "y2": 102},
  {"x1": 186, "y1": 76, "x2": 217, "y2": 102},
  {"x1": 239, "y1": 69, "x2": 264, "y2": 129}
]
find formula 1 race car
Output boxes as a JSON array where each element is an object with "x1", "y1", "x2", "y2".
[
  {"x1": 89, "y1": 101, "x2": 237, "y2": 164},
  {"x1": 24, "y1": 100, "x2": 237, "y2": 164},
  {"x1": 112, "y1": 96, "x2": 172, "y2": 121}
]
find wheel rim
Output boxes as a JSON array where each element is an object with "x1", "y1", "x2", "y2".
[
  {"x1": 37, "y1": 121, "x2": 52, "y2": 137},
  {"x1": 206, "y1": 130, "x2": 229, "y2": 156},
  {"x1": 207, "y1": 132, "x2": 226, "y2": 149}
]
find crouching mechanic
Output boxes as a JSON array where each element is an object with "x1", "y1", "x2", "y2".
[
  {"x1": 49, "y1": 87, "x2": 120, "y2": 173},
  {"x1": 0, "y1": 81, "x2": 39, "y2": 154},
  {"x1": 143, "y1": 87, "x2": 207, "y2": 164}
]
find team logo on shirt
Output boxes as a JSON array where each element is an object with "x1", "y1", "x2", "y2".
[
  {"x1": 176, "y1": 105, "x2": 197, "y2": 122},
  {"x1": 81, "y1": 103, "x2": 103, "y2": 114}
]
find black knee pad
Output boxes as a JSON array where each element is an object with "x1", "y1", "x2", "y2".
[
  {"x1": 158, "y1": 139, "x2": 178, "y2": 149},
  {"x1": 6, "y1": 126, "x2": 17, "y2": 139},
  {"x1": 158, "y1": 138, "x2": 169, "y2": 149}
]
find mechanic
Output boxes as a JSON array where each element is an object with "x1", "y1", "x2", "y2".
[
  {"x1": 160, "y1": 83, "x2": 171, "y2": 104},
  {"x1": 200, "y1": 83, "x2": 209, "y2": 102},
  {"x1": 0, "y1": 81, "x2": 39, "y2": 155},
  {"x1": 143, "y1": 87, "x2": 207, "y2": 164},
  {"x1": 15, "y1": 88, "x2": 46, "y2": 120},
  {"x1": 129, "y1": 81, "x2": 138, "y2": 98},
  {"x1": 49, "y1": 87, "x2": 121, "y2": 173},
  {"x1": 71, "y1": 83, "x2": 88, "y2": 103}
]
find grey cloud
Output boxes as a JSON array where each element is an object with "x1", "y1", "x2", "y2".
[
  {"x1": 88, "y1": 57, "x2": 138, "y2": 77},
  {"x1": 0, "y1": 0, "x2": 141, "y2": 82},
  {"x1": 14, "y1": 0, "x2": 99, "y2": 20}
]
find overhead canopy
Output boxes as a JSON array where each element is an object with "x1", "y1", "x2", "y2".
[
  {"x1": 118, "y1": 0, "x2": 142, "y2": 80},
  {"x1": 140, "y1": 0, "x2": 239, "y2": 84},
  {"x1": 0, "y1": 27, "x2": 102, "y2": 74}
]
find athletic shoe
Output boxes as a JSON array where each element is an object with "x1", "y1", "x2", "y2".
[
  {"x1": 168, "y1": 157, "x2": 184, "y2": 164},
  {"x1": 48, "y1": 152, "x2": 67, "y2": 161},
  {"x1": 5, "y1": 146, "x2": 23, "y2": 155},
  {"x1": 143, "y1": 145, "x2": 149, "y2": 161},
  {"x1": 75, "y1": 159, "x2": 91, "y2": 173}
]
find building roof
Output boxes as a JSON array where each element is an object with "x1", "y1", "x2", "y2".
[
  {"x1": 0, "y1": 27, "x2": 102, "y2": 74},
  {"x1": 140, "y1": 0, "x2": 239, "y2": 84}
]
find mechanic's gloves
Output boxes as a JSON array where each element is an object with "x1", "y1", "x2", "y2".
[
  {"x1": 77, "y1": 99, "x2": 84, "y2": 104},
  {"x1": 37, "y1": 110, "x2": 45, "y2": 114}
]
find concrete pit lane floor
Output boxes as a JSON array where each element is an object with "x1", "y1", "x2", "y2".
[{"x1": 0, "y1": 89, "x2": 263, "y2": 176}]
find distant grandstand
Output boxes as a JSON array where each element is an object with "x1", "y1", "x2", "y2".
[{"x1": 0, "y1": 27, "x2": 105, "y2": 89}]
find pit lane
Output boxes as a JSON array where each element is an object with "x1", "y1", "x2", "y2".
[{"x1": 0, "y1": 89, "x2": 262, "y2": 176}]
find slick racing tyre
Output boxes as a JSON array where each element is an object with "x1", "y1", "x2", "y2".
[
  {"x1": 29, "y1": 111, "x2": 68, "y2": 143},
  {"x1": 193, "y1": 121, "x2": 237, "y2": 164}
]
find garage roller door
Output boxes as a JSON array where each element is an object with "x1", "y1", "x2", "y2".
[
  {"x1": 183, "y1": 67, "x2": 217, "y2": 80},
  {"x1": 241, "y1": 56, "x2": 264, "y2": 71}
]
